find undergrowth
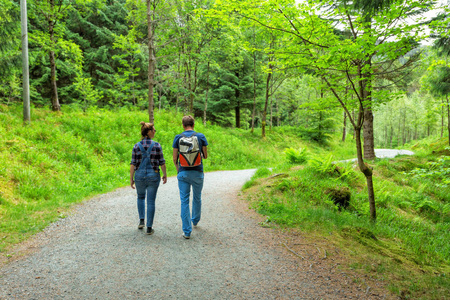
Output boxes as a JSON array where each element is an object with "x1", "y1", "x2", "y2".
[{"x1": 242, "y1": 138, "x2": 450, "y2": 299}]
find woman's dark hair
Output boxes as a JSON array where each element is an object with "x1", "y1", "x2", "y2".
[
  {"x1": 140, "y1": 122, "x2": 154, "y2": 138},
  {"x1": 182, "y1": 115, "x2": 195, "y2": 128}
]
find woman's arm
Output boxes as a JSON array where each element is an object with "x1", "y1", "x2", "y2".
[
  {"x1": 130, "y1": 165, "x2": 136, "y2": 189},
  {"x1": 161, "y1": 164, "x2": 167, "y2": 184}
]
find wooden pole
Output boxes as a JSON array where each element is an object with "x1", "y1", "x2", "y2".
[{"x1": 20, "y1": 0, "x2": 30, "y2": 122}]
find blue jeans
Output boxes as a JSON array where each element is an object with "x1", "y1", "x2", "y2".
[
  {"x1": 177, "y1": 171, "x2": 204, "y2": 236},
  {"x1": 135, "y1": 172, "x2": 161, "y2": 228}
]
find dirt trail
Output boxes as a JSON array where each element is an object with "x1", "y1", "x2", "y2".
[{"x1": 0, "y1": 170, "x2": 391, "y2": 299}]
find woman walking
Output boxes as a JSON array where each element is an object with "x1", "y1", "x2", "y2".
[{"x1": 130, "y1": 122, "x2": 167, "y2": 235}]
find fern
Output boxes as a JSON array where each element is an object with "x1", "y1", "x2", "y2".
[
  {"x1": 284, "y1": 147, "x2": 308, "y2": 164},
  {"x1": 308, "y1": 153, "x2": 336, "y2": 174}
]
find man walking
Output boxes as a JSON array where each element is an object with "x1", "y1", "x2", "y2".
[{"x1": 173, "y1": 115, "x2": 208, "y2": 239}]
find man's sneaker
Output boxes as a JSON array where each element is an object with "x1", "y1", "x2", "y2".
[
  {"x1": 193, "y1": 223, "x2": 198, "y2": 228},
  {"x1": 146, "y1": 227, "x2": 154, "y2": 235},
  {"x1": 182, "y1": 233, "x2": 190, "y2": 239},
  {"x1": 138, "y1": 219, "x2": 145, "y2": 229}
]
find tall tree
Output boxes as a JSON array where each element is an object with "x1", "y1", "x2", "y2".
[
  {"x1": 215, "y1": 0, "x2": 435, "y2": 221},
  {"x1": 31, "y1": 0, "x2": 72, "y2": 111},
  {"x1": 146, "y1": 0, "x2": 158, "y2": 122}
]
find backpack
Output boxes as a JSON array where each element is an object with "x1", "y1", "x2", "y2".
[{"x1": 178, "y1": 132, "x2": 202, "y2": 167}]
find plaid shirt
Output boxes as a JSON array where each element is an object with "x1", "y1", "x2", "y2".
[{"x1": 130, "y1": 137, "x2": 166, "y2": 172}]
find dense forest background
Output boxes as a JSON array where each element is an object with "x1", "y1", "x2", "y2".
[{"x1": 1, "y1": 0, "x2": 449, "y2": 147}]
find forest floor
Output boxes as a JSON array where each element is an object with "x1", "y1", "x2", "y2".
[{"x1": 0, "y1": 168, "x2": 397, "y2": 299}]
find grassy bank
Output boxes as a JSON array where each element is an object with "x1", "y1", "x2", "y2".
[
  {"x1": 0, "y1": 104, "x2": 308, "y2": 254},
  {"x1": 242, "y1": 137, "x2": 450, "y2": 299}
]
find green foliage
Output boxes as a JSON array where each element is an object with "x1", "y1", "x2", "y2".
[
  {"x1": 65, "y1": 0, "x2": 132, "y2": 106},
  {"x1": 0, "y1": 0, "x2": 20, "y2": 102},
  {"x1": 405, "y1": 154, "x2": 450, "y2": 188},
  {"x1": 308, "y1": 153, "x2": 336, "y2": 174},
  {"x1": 284, "y1": 147, "x2": 308, "y2": 164},
  {"x1": 242, "y1": 167, "x2": 272, "y2": 189},
  {"x1": 244, "y1": 139, "x2": 450, "y2": 299},
  {"x1": 253, "y1": 167, "x2": 272, "y2": 179}
]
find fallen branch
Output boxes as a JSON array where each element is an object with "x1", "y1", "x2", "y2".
[{"x1": 282, "y1": 242, "x2": 305, "y2": 260}]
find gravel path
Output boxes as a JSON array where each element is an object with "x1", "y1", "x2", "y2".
[
  {"x1": 0, "y1": 170, "x2": 390, "y2": 299},
  {"x1": 339, "y1": 149, "x2": 414, "y2": 163},
  {"x1": 374, "y1": 149, "x2": 414, "y2": 158}
]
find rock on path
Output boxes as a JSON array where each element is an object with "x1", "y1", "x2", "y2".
[{"x1": 0, "y1": 170, "x2": 389, "y2": 299}]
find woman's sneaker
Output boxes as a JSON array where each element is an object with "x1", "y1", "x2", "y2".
[
  {"x1": 146, "y1": 227, "x2": 154, "y2": 235},
  {"x1": 138, "y1": 219, "x2": 145, "y2": 229}
]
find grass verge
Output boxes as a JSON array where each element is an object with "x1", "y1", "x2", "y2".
[{"x1": 242, "y1": 138, "x2": 450, "y2": 299}]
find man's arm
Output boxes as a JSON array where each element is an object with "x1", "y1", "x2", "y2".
[
  {"x1": 202, "y1": 146, "x2": 208, "y2": 159},
  {"x1": 172, "y1": 148, "x2": 179, "y2": 172}
]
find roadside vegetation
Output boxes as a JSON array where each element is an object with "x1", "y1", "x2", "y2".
[
  {"x1": 242, "y1": 136, "x2": 450, "y2": 299},
  {"x1": 0, "y1": 104, "x2": 308, "y2": 254}
]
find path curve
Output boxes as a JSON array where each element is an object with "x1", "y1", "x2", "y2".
[
  {"x1": 339, "y1": 149, "x2": 414, "y2": 163},
  {"x1": 374, "y1": 149, "x2": 414, "y2": 158},
  {"x1": 0, "y1": 170, "x2": 389, "y2": 299}
]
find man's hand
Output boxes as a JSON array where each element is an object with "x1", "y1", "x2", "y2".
[{"x1": 130, "y1": 179, "x2": 135, "y2": 189}]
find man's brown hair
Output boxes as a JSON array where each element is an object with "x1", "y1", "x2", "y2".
[{"x1": 182, "y1": 115, "x2": 195, "y2": 128}]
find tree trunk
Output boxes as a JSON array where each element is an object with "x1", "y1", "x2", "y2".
[
  {"x1": 402, "y1": 109, "x2": 406, "y2": 145},
  {"x1": 235, "y1": 102, "x2": 241, "y2": 128},
  {"x1": 262, "y1": 69, "x2": 271, "y2": 138},
  {"x1": 269, "y1": 96, "x2": 273, "y2": 131},
  {"x1": 251, "y1": 31, "x2": 257, "y2": 133},
  {"x1": 176, "y1": 52, "x2": 181, "y2": 112},
  {"x1": 342, "y1": 110, "x2": 347, "y2": 142},
  {"x1": 390, "y1": 124, "x2": 393, "y2": 148},
  {"x1": 355, "y1": 126, "x2": 376, "y2": 221},
  {"x1": 276, "y1": 97, "x2": 280, "y2": 127},
  {"x1": 183, "y1": 69, "x2": 188, "y2": 114},
  {"x1": 158, "y1": 86, "x2": 162, "y2": 110},
  {"x1": 147, "y1": 0, "x2": 155, "y2": 123},
  {"x1": 398, "y1": 112, "x2": 402, "y2": 146},
  {"x1": 48, "y1": 3, "x2": 60, "y2": 112},
  {"x1": 132, "y1": 73, "x2": 136, "y2": 105},
  {"x1": 203, "y1": 62, "x2": 210, "y2": 126},
  {"x1": 447, "y1": 95, "x2": 450, "y2": 146},
  {"x1": 361, "y1": 14, "x2": 375, "y2": 160},
  {"x1": 363, "y1": 102, "x2": 375, "y2": 158},
  {"x1": 190, "y1": 62, "x2": 199, "y2": 114},
  {"x1": 235, "y1": 82, "x2": 241, "y2": 128},
  {"x1": 441, "y1": 99, "x2": 445, "y2": 138}
]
